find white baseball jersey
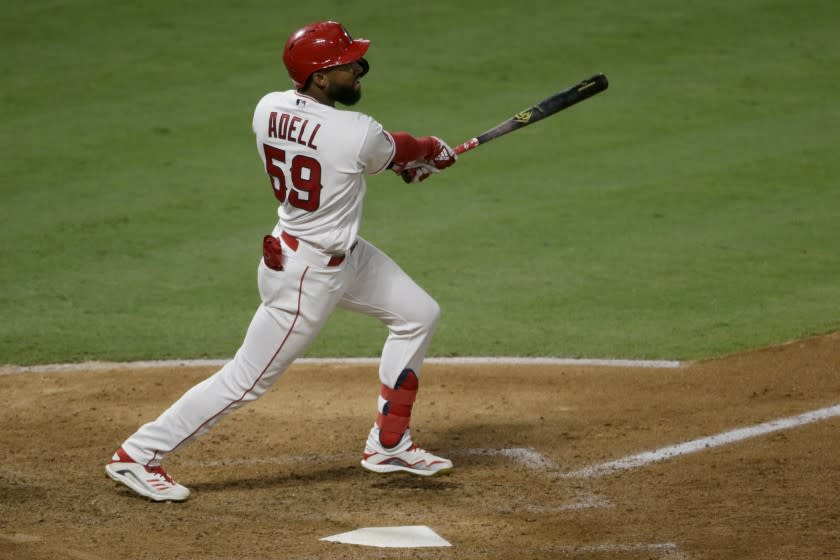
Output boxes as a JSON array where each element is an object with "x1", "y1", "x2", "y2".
[
  {"x1": 252, "y1": 90, "x2": 395, "y2": 253},
  {"x1": 118, "y1": 88, "x2": 441, "y2": 473}
]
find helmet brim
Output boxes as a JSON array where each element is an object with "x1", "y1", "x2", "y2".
[{"x1": 336, "y1": 39, "x2": 370, "y2": 68}]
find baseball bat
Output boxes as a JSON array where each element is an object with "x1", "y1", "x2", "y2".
[
  {"x1": 402, "y1": 73, "x2": 608, "y2": 182},
  {"x1": 452, "y1": 73, "x2": 608, "y2": 155}
]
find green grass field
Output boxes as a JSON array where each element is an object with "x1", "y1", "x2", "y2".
[{"x1": 2, "y1": 1, "x2": 838, "y2": 365}]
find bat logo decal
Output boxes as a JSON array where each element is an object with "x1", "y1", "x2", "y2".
[{"x1": 513, "y1": 110, "x2": 532, "y2": 123}]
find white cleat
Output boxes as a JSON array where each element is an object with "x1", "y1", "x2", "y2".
[
  {"x1": 361, "y1": 443, "x2": 453, "y2": 476},
  {"x1": 105, "y1": 448, "x2": 190, "y2": 502}
]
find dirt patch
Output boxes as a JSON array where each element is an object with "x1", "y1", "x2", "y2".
[{"x1": 1, "y1": 334, "x2": 838, "y2": 559}]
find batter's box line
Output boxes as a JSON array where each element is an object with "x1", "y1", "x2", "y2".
[
  {"x1": 177, "y1": 446, "x2": 615, "y2": 512},
  {"x1": 175, "y1": 453, "x2": 349, "y2": 468},
  {"x1": 177, "y1": 447, "x2": 555, "y2": 470},
  {"x1": 459, "y1": 447, "x2": 559, "y2": 470},
  {"x1": 548, "y1": 542, "x2": 688, "y2": 559},
  {"x1": 561, "y1": 403, "x2": 840, "y2": 478},
  {"x1": 455, "y1": 448, "x2": 614, "y2": 512}
]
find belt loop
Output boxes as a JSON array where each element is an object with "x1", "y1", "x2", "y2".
[
  {"x1": 280, "y1": 231, "x2": 349, "y2": 268},
  {"x1": 280, "y1": 231, "x2": 299, "y2": 251}
]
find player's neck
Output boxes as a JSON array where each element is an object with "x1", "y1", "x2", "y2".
[{"x1": 298, "y1": 87, "x2": 334, "y2": 107}]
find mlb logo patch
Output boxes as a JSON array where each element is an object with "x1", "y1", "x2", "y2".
[{"x1": 296, "y1": 99, "x2": 306, "y2": 107}]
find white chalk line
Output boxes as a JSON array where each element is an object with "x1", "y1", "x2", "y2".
[
  {"x1": 463, "y1": 447, "x2": 558, "y2": 470},
  {"x1": 177, "y1": 453, "x2": 345, "y2": 468},
  {"x1": 554, "y1": 542, "x2": 679, "y2": 552},
  {"x1": 0, "y1": 356, "x2": 682, "y2": 376},
  {"x1": 459, "y1": 448, "x2": 613, "y2": 511},
  {"x1": 563, "y1": 403, "x2": 840, "y2": 478},
  {"x1": 0, "y1": 533, "x2": 108, "y2": 560},
  {"x1": 177, "y1": 447, "x2": 613, "y2": 512},
  {"x1": 526, "y1": 494, "x2": 614, "y2": 512},
  {"x1": 0, "y1": 533, "x2": 43, "y2": 544},
  {"x1": 551, "y1": 542, "x2": 686, "y2": 558},
  {"x1": 179, "y1": 447, "x2": 557, "y2": 470}
]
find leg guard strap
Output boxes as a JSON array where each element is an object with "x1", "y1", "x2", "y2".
[
  {"x1": 376, "y1": 369, "x2": 419, "y2": 448},
  {"x1": 380, "y1": 367, "x2": 419, "y2": 404},
  {"x1": 376, "y1": 412, "x2": 411, "y2": 435}
]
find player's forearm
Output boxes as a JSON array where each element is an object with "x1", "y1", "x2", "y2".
[{"x1": 389, "y1": 132, "x2": 438, "y2": 165}]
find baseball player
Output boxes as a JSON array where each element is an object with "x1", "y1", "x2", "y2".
[{"x1": 105, "y1": 20, "x2": 457, "y2": 501}]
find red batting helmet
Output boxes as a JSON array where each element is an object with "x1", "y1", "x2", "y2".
[{"x1": 283, "y1": 21, "x2": 370, "y2": 89}]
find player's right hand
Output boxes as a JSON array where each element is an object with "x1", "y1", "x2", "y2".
[{"x1": 396, "y1": 161, "x2": 439, "y2": 183}]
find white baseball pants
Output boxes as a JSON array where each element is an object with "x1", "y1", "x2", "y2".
[{"x1": 121, "y1": 236, "x2": 439, "y2": 465}]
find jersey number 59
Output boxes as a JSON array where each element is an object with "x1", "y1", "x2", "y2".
[{"x1": 262, "y1": 144, "x2": 322, "y2": 212}]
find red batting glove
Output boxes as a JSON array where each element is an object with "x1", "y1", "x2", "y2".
[
  {"x1": 425, "y1": 136, "x2": 457, "y2": 170},
  {"x1": 391, "y1": 136, "x2": 456, "y2": 183}
]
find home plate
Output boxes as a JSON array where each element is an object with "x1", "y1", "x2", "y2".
[{"x1": 320, "y1": 525, "x2": 451, "y2": 548}]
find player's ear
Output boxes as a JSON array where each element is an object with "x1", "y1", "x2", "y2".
[{"x1": 310, "y1": 70, "x2": 329, "y2": 89}]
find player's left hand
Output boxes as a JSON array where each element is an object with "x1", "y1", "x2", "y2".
[
  {"x1": 392, "y1": 136, "x2": 457, "y2": 183},
  {"x1": 426, "y1": 136, "x2": 457, "y2": 171},
  {"x1": 395, "y1": 161, "x2": 439, "y2": 183}
]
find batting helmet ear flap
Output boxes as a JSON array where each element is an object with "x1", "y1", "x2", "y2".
[{"x1": 358, "y1": 57, "x2": 369, "y2": 78}]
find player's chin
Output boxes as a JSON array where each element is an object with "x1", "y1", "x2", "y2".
[{"x1": 336, "y1": 89, "x2": 362, "y2": 107}]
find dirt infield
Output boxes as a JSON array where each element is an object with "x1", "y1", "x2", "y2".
[{"x1": 1, "y1": 333, "x2": 838, "y2": 559}]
